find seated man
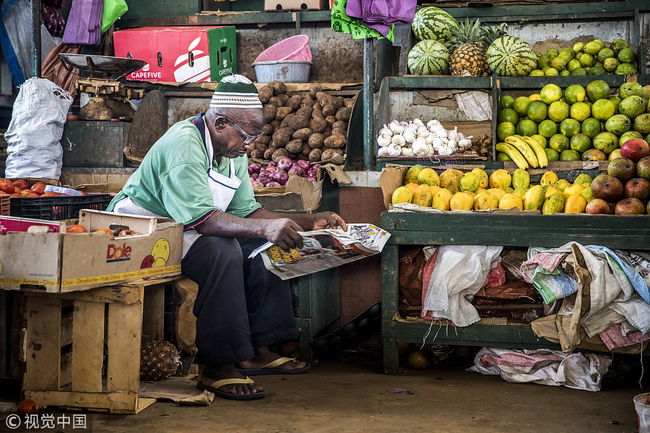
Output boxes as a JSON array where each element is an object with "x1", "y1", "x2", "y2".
[{"x1": 108, "y1": 75, "x2": 346, "y2": 400}]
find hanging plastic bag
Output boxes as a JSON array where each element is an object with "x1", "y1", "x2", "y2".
[
  {"x1": 62, "y1": 0, "x2": 104, "y2": 46},
  {"x1": 101, "y1": 0, "x2": 127, "y2": 34},
  {"x1": 4, "y1": 78, "x2": 73, "y2": 179},
  {"x1": 41, "y1": 43, "x2": 81, "y2": 98}
]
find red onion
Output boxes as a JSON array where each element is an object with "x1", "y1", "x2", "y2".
[
  {"x1": 266, "y1": 181, "x2": 282, "y2": 188},
  {"x1": 267, "y1": 161, "x2": 277, "y2": 168},
  {"x1": 307, "y1": 175, "x2": 317, "y2": 183},
  {"x1": 257, "y1": 173, "x2": 271, "y2": 185},
  {"x1": 288, "y1": 165, "x2": 306, "y2": 177},
  {"x1": 296, "y1": 160, "x2": 310, "y2": 171},
  {"x1": 265, "y1": 166, "x2": 278, "y2": 174},
  {"x1": 307, "y1": 168, "x2": 318, "y2": 178},
  {"x1": 252, "y1": 180, "x2": 264, "y2": 188},
  {"x1": 270, "y1": 169, "x2": 289, "y2": 186},
  {"x1": 277, "y1": 157, "x2": 293, "y2": 172},
  {"x1": 250, "y1": 172, "x2": 259, "y2": 180},
  {"x1": 248, "y1": 163, "x2": 261, "y2": 175},
  {"x1": 311, "y1": 164, "x2": 321, "y2": 171}
]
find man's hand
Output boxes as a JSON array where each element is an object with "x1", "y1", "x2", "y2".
[
  {"x1": 262, "y1": 218, "x2": 304, "y2": 251},
  {"x1": 311, "y1": 212, "x2": 347, "y2": 231}
]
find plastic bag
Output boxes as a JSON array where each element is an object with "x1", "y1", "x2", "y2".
[
  {"x1": 62, "y1": 0, "x2": 104, "y2": 46},
  {"x1": 101, "y1": 0, "x2": 127, "y2": 33},
  {"x1": 41, "y1": 43, "x2": 81, "y2": 98},
  {"x1": 4, "y1": 78, "x2": 73, "y2": 179}
]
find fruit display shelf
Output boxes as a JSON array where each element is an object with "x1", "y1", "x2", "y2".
[
  {"x1": 380, "y1": 210, "x2": 650, "y2": 373},
  {"x1": 10, "y1": 193, "x2": 113, "y2": 220}
]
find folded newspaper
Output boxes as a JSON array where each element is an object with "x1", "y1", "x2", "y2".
[{"x1": 249, "y1": 224, "x2": 391, "y2": 280}]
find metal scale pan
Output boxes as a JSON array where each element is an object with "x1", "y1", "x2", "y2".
[{"x1": 58, "y1": 53, "x2": 146, "y2": 79}]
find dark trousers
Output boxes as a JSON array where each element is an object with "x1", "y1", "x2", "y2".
[{"x1": 181, "y1": 236, "x2": 298, "y2": 367}]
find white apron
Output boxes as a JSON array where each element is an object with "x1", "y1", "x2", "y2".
[{"x1": 113, "y1": 120, "x2": 241, "y2": 258}]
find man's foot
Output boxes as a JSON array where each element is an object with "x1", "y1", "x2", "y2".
[
  {"x1": 237, "y1": 347, "x2": 311, "y2": 375},
  {"x1": 198, "y1": 365, "x2": 266, "y2": 400}
]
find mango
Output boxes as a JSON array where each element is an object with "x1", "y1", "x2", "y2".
[
  {"x1": 412, "y1": 184, "x2": 433, "y2": 207},
  {"x1": 554, "y1": 179, "x2": 571, "y2": 191},
  {"x1": 574, "y1": 173, "x2": 593, "y2": 186},
  {"x1": 474, "y1": 192, "x2": 499, "y2": 210},
  {"x1": 405, "y1": 165, "x2": 424, "y2": 185},
  {"x1": 487, "y1": 188, "x2": 507, "y2": 202},
  {"x1": 459, "y1": 172, "x2": 480, "y2": 192},
  {"x1": 580, "y1": 186, "x2": 595, "y2": 202},
  {"x1": 565, "y1": 193, "x2": 587, "y2": 213},
  {"x1": 428, "y1": 185, "x2": 442, "y2": 197},
  {"x1": 498, "y1": 193, "x2": 523, "y2": 210},
  {"x1": 439, "y1": 169, "x2": 462, "y2": 193},
  {"x1": 513, "y1": 187, "x2": 529, "y2": 199},
  {"x1": 512, "y1": 168, "x2": 531, "y2": 190},
  {"x1": 471, "y1": 168, "x2": 489, "y2": 188},
  {"x1": 450, "y1": 192, "x2": 475, "y2": 211},
  {"x1": 563, "y1": 183, "x2": 586, "y2": 198},
  {"x1": 391, "y1": 186, "x2": 413, "y2": 205},
  {"x1": 540, "y1": 171, "x2": 559, "y2": 186},
  {"x1": 417, "y1": 167, "x2": 440, "y2": 186},
  {"x1": 474, "y1": 187, "x2": 488, "y2": 197},
  {"x1": 432, "y1": 188, "x2": 453, "y2": 211},
  {"x1": 405, "y1": 182, "x2": 420, "y2": 195},
  {"x1": 544, "y1": 186, "x2": 564, "y2": 199},
  {"x1": 542, "y1": 192, "x2": 566, "y2": 214},
  {"x1": 523, "y1": 185, "x2": 545, "y2": 210},
  {"x1": 489, "y1": 169, "x2": 512, "y2": 189}
]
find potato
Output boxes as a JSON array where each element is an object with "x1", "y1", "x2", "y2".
[
  {"x1": 281, "y1": 113, "x2": 295, "y2": 127},
  {"x1": 324, "y1": 133, "x2": 346, "y2": 149},
  {"x1": 289, "y1": 115, "x2": 310, "y2": 130},
  {"x1": 263, "y1": 105, "x2": 277, "y2": 123},
  {"x1": 312, "y1": 102, "x2": 322, "y2": 112},
  {"x1": 321, "y1": 148, "x2": 343, "y2": 162},
  {"x1": 268, "y1": 96, "x2": 283, "y2": 107},
  {"x1": 263, "y1": 148, "x2": 275, "y2": 160},
  {"x1": 276, "y1": 93, "x2": 290, "y2": 106},
  {"x1": 323, "y1": 126, "x2": 332, "y2": 136},
  {"x1": 309, "y1": 117, "x2": 327, "y2": 134},
  {"x1": 308, "y1": 148, "x2": 323, "y2": 162},
  {"x1": 333, "y1": 96, "x2": 344, "y2": 110},
  {"x1": 258, "y1": 86, "x2": 273, "y2": 104},
  {"x1": 262, "y1": 124, "x2": 274, "y2": 135},
  {"x1": 287, "y1": 94, "x2": 302, "y2": 110},
  {"x1": 272, "y1": 148, "x2": 290, "y2": 162},
  {"x1": 301, "y1": 142, "x2": 312, "y2": 157},
  {"x1": 254, "y1": 141, "x2": 268, "y2": 151},
  {"x1": 296, "y1": 106, "x2": 313, "y2": 119},
  {"x1": 325, "y1": 115, "x2": 336, "y2": 126},
  {"x1": 272, "y1": 127, "x2": 293, "y2": 147},
  {"x1": 268, "y1": 81, "x2": 287, "y2": 95},
  {"x1": 301, "y1": 95, "x2": 315, "y2": 107},
  {"x1": 322, "y1": 104, "x2": 336, "y2": 117},
  {"x1": 335, "y1": 107, "x2": 352, "y2": 121},
  {"x1": 344, "y1": 98, "x2": 355, "y2": 108},
  {"x1": 308, "y1": 133, "x2": 325, "y2": 149},
  {"x1": 270, "y1": 119, "x2": 281, "y2": 130},
  {"x1": 331, "y1": 128, "x2": 347, "y2": 137},
  {"x1": 250, "y1": 149, "x2": 265, "y2": 159},
  {"x1": 315, "y1": 92, "x2": 328, "y2": 104},
  {"x1": 275, "y1": 106, "x2": 293, "y2": 120},
  {"x1": 286, "y1": 139, "x2": 303, "y2": 154},
  {"x1": 255, "y1": 135, "x2": 271, "y2": 147},
  {"x1": 309, "y1": 84, "x2": 322, "y2": 97},
  {"x1": 332, "y1": 120, "x2": 348, "y2": 131},
  {"x1": 293, "y1": 128, "x2": 312, "y2": 140}
]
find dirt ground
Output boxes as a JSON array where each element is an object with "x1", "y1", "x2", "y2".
[{"x1": 81, "y1": 352, "x2": 645, "y2": 433}]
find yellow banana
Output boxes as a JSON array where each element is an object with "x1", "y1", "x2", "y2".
[
  {"x1": 505, "y1": 135, "x2": 538, "y2": 168},
  {"x1": 523, "y1": 136, "x2": 548, "y2": 169},
  {"x1": 495, "y1": 142, "x2": 529, "y2": 170}
]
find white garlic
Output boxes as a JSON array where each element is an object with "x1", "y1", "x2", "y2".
[
  {"x1": 432, "y1": 137, "x2": 443, "y2": 151},
  {"x1": 447, "y1": 126, "x2": 459, "y2": 142},
  {"x1": 377, "y1": 135, "x2": 391, "y2": 147},
  {"x1": 434, "y1": 128, "x2": 448, "y2": 139},
  {"x1": 378, "y1": 146, "x2": 390, "y2": 157},
  {"x1": 387, "y1": 143, "x2": 402, "y2": 157},
  {"x1": 391, "y1": 134, "x2": 406, "y2": 146},
  {"x1": 379, "y1": 126, "x2": 393, "y2": 137},
  {"x1": 448, "y1": 139, "x2": 457, "y2": 149},
  {"x1": 439, "y1": 146, "x2": 454, "y2": 156},
  {"x1": 416, "y1": 126, "x2": 430, "y2": 138},
  {"x1": 401, "y1": 147, "x2": 414, "y2": 156},
  {"x1": 425, "y1": 134, "x2": 434, "y2": 145},
  {"x1": 388, "y1": 120, "x2": 405, "y2": 135},
  {"x1": 403, "y1": 128, "x2": 416, "y2": 144},
  {"x1": 427, "y1": 119, "x2": 441, "y2": 130},
  {"x1": 412, "y1": 118, "x2": 424, "y2": 127},
  {"x1": 412, "y1": 138, "x2": 428, "y2": 156},
  {"x1": 458, "y1": 138, "x2": 472, "y2": 149}
]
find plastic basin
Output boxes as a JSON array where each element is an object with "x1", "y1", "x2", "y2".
[
  {"x1": 253, "y1": 61, "x2": 311, "y2": 83},
  {"x1": 254, "y1": 35, "x2": 312, "y2": 62}
]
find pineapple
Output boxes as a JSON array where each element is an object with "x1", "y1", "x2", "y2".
[
  {"x1": 140, "y1": 341, "x2": 181, "y2": 381},
  {"x1": 446, "y1": 19, "x2": 507, "y2": 77}
]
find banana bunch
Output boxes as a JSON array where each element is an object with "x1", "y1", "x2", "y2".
[{"x1": 496, "y1": 135, "x2": 548, "y2": 170}]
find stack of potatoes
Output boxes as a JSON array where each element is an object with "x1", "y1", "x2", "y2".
[{"x1": 248, "y1": 81, "x2": 354, "y2": 165}]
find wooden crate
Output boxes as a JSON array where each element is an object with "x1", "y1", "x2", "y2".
[{"x1": 22, "y1": 276, "x2": 178, "y2": 414}]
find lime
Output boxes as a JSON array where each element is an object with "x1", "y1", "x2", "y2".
[
  {"x1": 559, "y1": 118, "x2": 581, "y2": 137},
  {"x1": 592, "y1": 131, "x2": 619, "y2": 154},
  {"x1": 529, "y1": 69, "x2": 545, "y2": 77},
  {"x1": 578, "y1": 52, "x2": 595, "y2": 67},
  {"x1": 501, "y1": 95, "x2": 515, "y2": 110},
  {"x1": 516, "y1": 119, "x2": 538, "y2": 137},
  {"x1": 586, "y1": 80, "x2": 610, "y2": 101},
  {"x1": 498, "y1": 108, "x2": 520, "y2": 125},
  {"x1": 497, "y1": 152, "x2": 512, "y2": 161},
  {"x1": 550, "y1": 56, "x2": 567, "y2": 72},
  {"x1": 497, "y1": 122, "x2": 517, "y2": 141},
  {"x1": 615, "y1": 63, "x2": 637, "y2": 75},
  {"x1": 548, "y1": 100, "x2": 569, "y2": 123},
  {"x1": 603, "y1": 58, "x2": 619, "y2": 72},
  {"x1": 584, "y1": 41, "x2": 601, "y2": 55},
  {"x1": 591, "y1": 99, "x2": 616, "y2": 121},
  {"x1": 540, "y1": 84, "x2": 563, "y2": 104},
  {"x1": 545, "y1": 68, "x2": 560, "y2": 77},
  {"x1": 545, "y1": 147, "x2": 560, "y2": 161},
  {"x1": 560, "y1": 149, "x2": 581, "y2": 161},
  {"x1": 549, "y1": 133, "x2": 570, "y2": 153},
  {"x1": 604, "y1": 114, "x2": 631, "y2": 136},
  {"x1": 567, "y1": 59, "x2": 582, "y2": 72},
  {"x1": 597, "y1": 47, "x2": 615, "y2": 63},
  {"x1": 527, "y1": 101, "x2": 548, "y2": 122},
  {"x1": 513, "y1": 96, "x2": 532, "y2": 116},
  {"x1": 547, "y1": 48, "x2": 559, "y2": 59},
  {"x1": 573, "y1": 42, "x2": 585, "y2": 53},
  {"x1": 570, "y1": 133, "x2": 592, "y2": 153},
  {"x1": 570, "y1": 67, "x2": 588, "y2": 76},
  {"x1": 581, "y1": 117, "x2": 602, "y2": 138},
  {"x1": 538, "y1": 119, "x2": 558, "y2": 138},
  {"x1": 588, "y1": 66, "x2": 607, "y2": 75},
  {"x1": 537, "y1": 54, "x2": 551, "y2": 69},
  {"x1": 531, "y1": 134, "x2": 548, "y2": 148},
  {"x1": 560, "y1": 70, "x2": 570, "y2": 76},
  {"x1": 529, "y1": 93, "x2": 542, "y2": 101},
  {"x1": 569, "y1": 102, "x2": 591, "y2": 122},
  {"x1": 618, "y1": 48, "x2": 637, "y2": 63},
  {"x1": 565, "y1": 84, "x2": 587, "y2": 104}
]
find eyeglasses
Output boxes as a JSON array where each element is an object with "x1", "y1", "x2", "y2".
[{"x1": 223, "y1": 116, "x2": 263, "y2": 145}]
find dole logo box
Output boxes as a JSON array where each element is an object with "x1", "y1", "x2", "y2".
[
  {"x1": 0, "y1": 210, "x2": 183, "y2": 293},
  {"x1": 113, "y1": 26, "x2": 237, "y2": 83}
]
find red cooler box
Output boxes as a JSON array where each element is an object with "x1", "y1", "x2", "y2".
[{"x1": 113, "y1": 26, "x2": 237, "y2": 83}]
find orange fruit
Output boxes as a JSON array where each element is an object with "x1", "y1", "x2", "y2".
[
  {"x1": 67, "y1": 224, "x2": 87, "y2": 233},
  {"x1": 94, "y1": 228, "x2": 114, "y2": 235}
]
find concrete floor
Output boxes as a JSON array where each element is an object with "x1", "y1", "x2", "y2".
[{"x1": 79, "y1": 351, "x2": 646, "y2": 433}]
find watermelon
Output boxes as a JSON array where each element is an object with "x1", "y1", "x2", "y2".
[
  {"x1": 408, "y1": 40, "x2": 450, "y2": 75},
  {"x1": 486, "y1": 36, "x2": 537, "y2": 76},
  {"x1": 411, "y1": 6, "x2": 459, "y2": 43}
]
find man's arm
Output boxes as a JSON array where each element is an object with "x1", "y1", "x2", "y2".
[{"x1": 251, "y1": 209, "x2": 347, "y2": 232}]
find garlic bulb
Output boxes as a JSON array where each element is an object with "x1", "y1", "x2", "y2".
[
  {"x1": 388, "y1": 120, "x2": 405, "y2": 135},
  {"x1": 425, "y1": 134, "x2": 434, "y2": 145},
  {"x1": 432, "y1": 137, "x2": 443, "y2": 151},
  {"x1": 401, "y1": 147, "x2": 414, "y2": 156},
  {"x1": 448, "y1": 139, "x2": 457, "y2": 149},
  {"x1": 412, "y1": 137, "x2": 427, "y2": 155},
  {"x1": 377, "y1": 146, "x2": 390, "y2": 157},
  {"x1": 433, "y1": 128, "x2": 448, "y2": 139},
  {"x1": 412, "y1": 118, "x2": 424, "y2": 127},
  {"x1": 458, "y1": 137, "x2": 472, "y2": 149},
  {"x1": 403, "y1": 128, "x2": 416, "y2": 144},
  {"x1": 416, "y1": 126, "x2": 429, "y2": 138},
  {"x1": 391, "y1": 134, "x2": 406, "y2": 146},
  {"x1": 427, "y1": 119, "x2": 442, "y2": 130},
  {"x1": 447, "y1": 126, "x2": 459, "y2": 142},
  {"x1": 439, "y1": 145, "x2": 454, "y2": 156},
  {"x1": 377, "y1": 135, "x2": 392, "y2": 147},
  {"x1": 387, "y1": 143, "x2": 402, "y2": 157},
  {"x1": 379, "y1": 126, "x2": 393, "y2": 137}
]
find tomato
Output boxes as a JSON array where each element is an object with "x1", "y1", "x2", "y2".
[
  {"x1": 41, "y1": 192, "x2": 60, "y2": 197},
  {"x1": 16, "y1": 399, "x2": 39, "y2": 415},
  {"x1": 31, "y1": 182, "x2": 47, "y2": 195},
  {"x1": 0, "y1": 179, "x2": 15, "y2": 194},
  {"x1": 12, "y1": 179, "x2": 29, "y2": 190},
  {"x1": 118, "y1": 229, "x2": 136, "y2": 236},
  {"x1": 67, "y1": 224, "x2": 87, "y2": 233}
]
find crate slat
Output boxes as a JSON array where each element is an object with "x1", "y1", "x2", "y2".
[
  {"x1": 142, "y1": 283, "x2": 165, "y2": 342},
  {"x1": 71, "y1": 301, "x2": 105, "y2": 393},
  {"x1": 24, "y1": 297, "x2": 61, "y2": 391},
  {"x1": 106, "y1": 296, "x2": 143, "y2": 393}
]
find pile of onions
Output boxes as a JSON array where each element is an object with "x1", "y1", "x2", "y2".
[{"x1": 249, "y1": 158, "x2": 319, "y2": 188}]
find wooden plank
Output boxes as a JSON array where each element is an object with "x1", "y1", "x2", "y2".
[
  {"x1": 28, "y1": 284, "x2": 145, "y2": 305},
  {"x1": 24, "y1": 296, "x2": 61, "y2": 391},
  {"x1": 9, "y1": 293, "x2": 25, "y2": 380},
  {"x1": 142, "y1": 283, "x2": 164, "y2": 342},
  {"x1": 24, "y1": 390, "x2": 141, "y2": 414},
  {"x1": 0, "y1": 291, "x2": 5, "y2": 376},
  {"x1": 106, "y1": 294, "x2": 143, "y2": 393},
  {"x1": 71, "y1": 301, "x2": 105, "y2": 393}
]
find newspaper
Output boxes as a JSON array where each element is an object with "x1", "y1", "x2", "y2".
[{"x1": 249, "y1": 224, "x2": 391, "y2": 280}]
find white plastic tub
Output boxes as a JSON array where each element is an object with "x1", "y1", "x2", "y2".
[
  {"x1": 253, "y1": 61, "x2": 311, "y2": 83},
  {"x1": 634, "y1": 393, "x2": 650, "y2": 433}
]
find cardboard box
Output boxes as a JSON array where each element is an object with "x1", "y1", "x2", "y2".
[
  {"x1": 0, "y1": 210, "x2": 183, "y2": 293},
  {"x1": 60, "y1": 173, "x2": 132, "y2": 194},
  {"x1": 113, "y1": 26, "x2": 237, "y2": 83},
  {"x1": 265, "y1": 0, "x2": 327, "y2": 11}
]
